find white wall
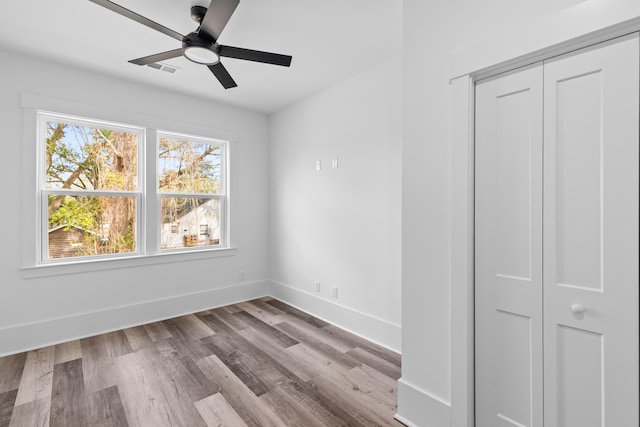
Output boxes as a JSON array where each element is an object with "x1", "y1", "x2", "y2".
[
  {"x1": 269, "y1": 58, "x2": 402, "y2": 351},
  {"x1": 0, "y1": 49, "x2": 270, "y2": 356},
  {"x1": 399, "y1": 0, "x2": 588, "y2": 425}
]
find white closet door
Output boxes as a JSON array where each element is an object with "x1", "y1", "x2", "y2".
[
  {"x1": 475, "y1": 64, "x2": 544, "y2": 427},
  {"x1": 543, "y1": 34, "x2": 639, "y2": 427}
]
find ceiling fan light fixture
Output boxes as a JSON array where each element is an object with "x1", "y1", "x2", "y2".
[{"x1": 182, "y1": 37, "x2": 220, "y2": 65}]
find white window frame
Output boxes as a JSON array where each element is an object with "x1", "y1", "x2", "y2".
[
  {"x1": 21, "y1": 94, "x2": 236, "y2": 278},
  {"x1": 38, "y1": 112, "x2": 145, "y2": 264},
  {"x1": 155, "y1": 130, "x2": 229, "y2": 253}
]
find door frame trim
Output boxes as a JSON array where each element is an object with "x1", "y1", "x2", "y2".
[{"x1": 449, "y1": 2, "x2": 640, "y2": 426}]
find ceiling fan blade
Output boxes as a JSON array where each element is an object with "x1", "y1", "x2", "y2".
[
  {"x1": 129, "y1": 49, "x2": 183, "y2": 66},
  {"x1": 208, "y1": 62, "x2": 238, "y2": 89},
  {"x1": 89, "y1": 0, "x2": 184, "y2": 42},
  {"x1": 198, "y1": 0, "x2": 240, "y2": 42},
  {"x1": 220, "y1": 45, "x2": 292, "y2": 67}
]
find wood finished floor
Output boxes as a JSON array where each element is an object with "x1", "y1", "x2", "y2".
[{"x1": 0, "y1": 297, "x2": 402, "y2": 427}]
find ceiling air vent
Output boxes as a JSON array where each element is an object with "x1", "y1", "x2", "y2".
[{"x1": 146, "y1": 62, "x2": 180, "y2": 74}]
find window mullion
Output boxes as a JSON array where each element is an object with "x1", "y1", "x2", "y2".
[{"x1": 145, "y1": 128, "x2": 159, "y2": 255}]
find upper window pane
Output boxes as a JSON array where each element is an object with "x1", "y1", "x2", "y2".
[
  {"x1": 45, "y1": 120, "x2": 138, "y2": 191},
  {"x1": 158, "y1": 135, "x2": 222, "y2": 194}
]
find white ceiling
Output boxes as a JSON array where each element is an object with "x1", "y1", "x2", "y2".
[{"x1": 0, "y1": 0, "x2": 402, "y2": 114}]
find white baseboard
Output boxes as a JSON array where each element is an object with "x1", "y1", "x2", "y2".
[
  {"x1": 0, "y1": 280, "x2": 269, "y2": 357},
  {"x1": 396, "y1": 378, "x2": 451, "y2": 427},
  {"x1": 268, "y1": 279, "x2": 401, "y2": 353},
  {"x1": 0, "y1": 279, "x2": 402, "y2": 358}
]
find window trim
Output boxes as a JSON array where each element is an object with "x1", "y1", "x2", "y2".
[{"x1": 21, "y1": 93, "x2": 237, "y2": 278}]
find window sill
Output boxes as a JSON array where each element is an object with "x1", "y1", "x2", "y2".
[{"x1": 21, "y1": 247, "x2": 237, "y2": 279}]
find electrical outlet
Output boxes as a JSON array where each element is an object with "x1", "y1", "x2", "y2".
[
  {"x1": 331, "y1": 286, "x2": 338, "y2": 299},
  {"x1": 315, "y1": 160, "x2": 322, "y2": 171},
  {"x1": 315, "y1": 281, "x2": 321, "y2": 292},
  {"x1": 239, "y1": 271, "x2": 246, "y2": 281}
]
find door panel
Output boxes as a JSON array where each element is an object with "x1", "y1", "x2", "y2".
[
  {"x1": 553, "y1": 70, "x2": 602, "y2": 291},
  {"x1": 555, "y1": 325, "x2": 603, "y2": 427},
  {"x1": 475, "y1": 64, "x2": 543, "y2": 427},
  {"x1": 543, "y1": 34, "x2": 639, "y2": 427}
]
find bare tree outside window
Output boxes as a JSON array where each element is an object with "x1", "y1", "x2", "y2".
[{"x1": 45, "y1": 120, "x2": 138, "y2": 259}]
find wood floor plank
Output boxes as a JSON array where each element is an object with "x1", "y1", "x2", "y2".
[
  {"x1": 235, "y1": 328, "x2": 318, "y2": 382},
  {"x1": 101, "y1": 330, "x2": 133, "y2": 359},
  {"x1": 259, "y1": 387, "x2": 327, "y2": 427},
  {"x1": 142, "y1": 320, "x2": 173, "y2": 342},
  {"x1": 50, "y1": 358, "x2": 88, "y2": 427},
  {"x1": 0, "y1": 389, "x2": 18, "y2": 427},
  {"x1": 234, "y1": 301, "x2": 286, "y2": 325},
  {"x1": 140, "y1": 346, "x2": 211, "y2": 427},
  {"x1": 109, "y1": 350, "x2": 173, "y2": 427},
  {"x1": 287, "y1": 343, "x2": 350, "y2": 379},
  {"x1": 154, "y1": 341, "x2": 218, "y2": 404},
  {"x1": 220, "y1": 304, "x2": 244, "y2": 314},
  {"x1": 203, "y1": 307, "x2": 249, "y2": 331},
  {"x1": 321, "y1": 325, "x2": 401, "y2": 367},
  {"x1": 14, "y1": 347, "x2": 55, "y2": 406},
  {"x1": 0, "y1": 353, "x2": 27, "y2": 394},
  {"x1": 308, "y1": 368, "x2": 397, "y2": 426},
  {"x1": 156, "y1": 335, "x2": 212, "y2": 362},
  {"x1": 113, "y1": 348, "x2": 207, "y2": 427},
  {"x1": 234, "y1": 311, "x2": 299, "y2": 348},
  {"x1": 164, "y1": 314, "x2": 215, "y2": 341},
  {"x1": 250, "y1": 298, "x2": 288, "y2": 316},
  {"x1": 265, "y1": 300, "x2": 330, "y2": 328},
  {"x1": 275, "y1": 316, "x2": 353, "y2": 353},
  {"x1": 201, "y1": 315, "x2": 291, "y2": 394},
  {"x1": 194, "y1": 393, "x2": 248, "y2": 427},
  {"x1": 87, "y1": 385, "x2": 129, "y2": 427},
  {"x1": 274, "y1": 322, "x2": 360, "y2": 370},
  {"x1": 346, "y1": 364, "x2": 398, "y2": 410},
  {"x1": 80, "y1": 336, "x2": 117, "y2": 394},
  {"x1": 154, "y1": 338, "x2": 219, "y2": 400},
  {"x1": 346, "y1": 346, "x2": 402, "y2": 380},
  {"x1": 219, "y1": 350, "x2": 271, "y2": 396},
  {"x1": 277, "y1": 380, "x2": 362, "y2": 427},
  {"x1": 53, "y1": 340, "x2": 82, "y2": 365},
  {"x1": 8, "y1": 398, "x2": 50, "y2": 427},
  {"x1": 123, "y1": 326, "x2": 154, "y2": 352},
  {"x1": 196, "y1": 355, "x2": 286, "y2": 427}
]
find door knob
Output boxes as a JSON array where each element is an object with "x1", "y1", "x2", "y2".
[{"x1": 571, "y1": 304, "x2": 585, "y2": 314}]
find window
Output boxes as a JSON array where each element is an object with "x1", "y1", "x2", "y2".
[
  {"x1": 158, "y1": 132, "x2": 225, "y2": 250},
  {"x1": 38, "y1": 112, "x2": 229, "y2": 264},
  {"x1": 41, "y1": 114, "x2": 141, "y2": 261}
]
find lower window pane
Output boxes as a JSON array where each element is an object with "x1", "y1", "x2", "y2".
[
  {"x1": 161, "y1": 197, "x2": 221, "y2": 249},
  {"x1": 47, "y1": 195, "x2": 137, "y2": 259}
]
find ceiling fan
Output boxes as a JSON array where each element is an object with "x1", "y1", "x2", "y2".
[{"x1": 89, "y1": 0, "x2": 292, "y2": 89}]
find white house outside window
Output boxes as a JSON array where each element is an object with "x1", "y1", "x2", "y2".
[{"x1": 38, "y1": 112, "x2": 229, "y2": 264}]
